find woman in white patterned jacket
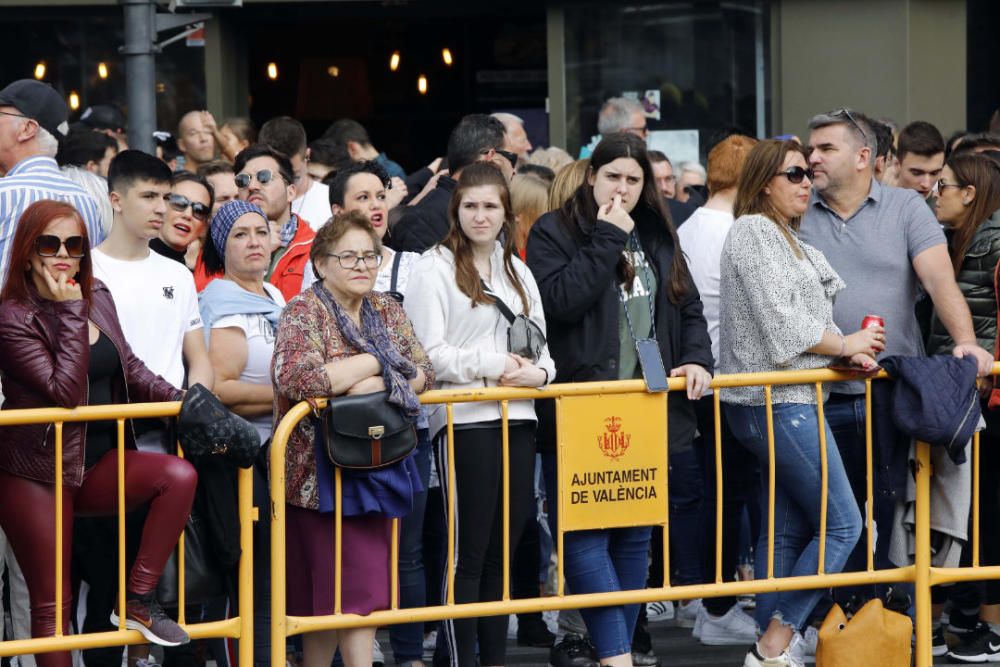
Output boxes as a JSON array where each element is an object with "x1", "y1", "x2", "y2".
[{"x1": 718, "y1": 139, "x2": 883, "y2": 667}]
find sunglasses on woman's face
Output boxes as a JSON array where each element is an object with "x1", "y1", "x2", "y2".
[
  {"x1": 166, "y1": 193, "x2": 211, "y2": 222},
  {"x1": 35, "y1": 235, "x2": 86, "y2": 258},
  {"x1": 775, "y1": 166, "x2": 815, "y2": 184}
]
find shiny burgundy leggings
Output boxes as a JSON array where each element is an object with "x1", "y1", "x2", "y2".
[{"x1": 0, "y1": 450, "x2": 197, "y2": 667}]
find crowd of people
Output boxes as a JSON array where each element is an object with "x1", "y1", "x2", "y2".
[{"x1": 1, "y1": 78, "x2": 1000, "y2": 667}]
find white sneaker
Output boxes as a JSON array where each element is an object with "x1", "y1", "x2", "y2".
[
  {"x1": 699, "y1": 603, "x2": 758, "y2": 646},
  {"x1": 675, "y1": 599, "x2": 703, "y2": 629},
  {"x1": 743, "y1": 642, "x2": 804, "y2": 667},
  {"x1": 422, "y1": 630, "x2": 437, "y2": 662},
  {"x1": 692, "y1": 604, "x2": 706, "y2": 640},
  {"x1": 800, "y1": 626, "x2": 818, "y2": 656},
  {"x1": 372, "y1": 638, "x2": 384, "y2": 666},
  {"x1": 645, "y1": 600, "x2": 675, "y2": 623}
]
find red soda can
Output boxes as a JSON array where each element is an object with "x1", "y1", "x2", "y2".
[{"x1": 862, "y1": 315, "x2": 884, "y2": 330}]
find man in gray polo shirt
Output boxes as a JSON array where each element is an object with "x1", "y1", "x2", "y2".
[{"x1": 799, "y1": 108, "x2": 992, "y2": 594}]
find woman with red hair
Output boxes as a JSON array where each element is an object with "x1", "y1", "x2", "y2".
[{"x1": 0, "y1": 200, "x2": 197, "y2": 667}]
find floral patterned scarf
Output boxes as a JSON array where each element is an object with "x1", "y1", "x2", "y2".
[{"x1": 311, "y1": 281, "x2": 421, "y2": 419}]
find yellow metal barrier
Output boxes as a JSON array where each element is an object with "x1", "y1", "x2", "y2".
[
  {"x1": 268, "y1": 367, "x2": 994, "y2": 667},
  {"x1": 0, "y1": 401, "x2": 254, "y2": 665}
]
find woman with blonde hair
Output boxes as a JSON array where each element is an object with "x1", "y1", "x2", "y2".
[
  {"x1": 548, "y1": 159, "x2": 590, "y2": 211},
  {"x1": 510, "y1": 172, "x2": 551, "y2": 258}
]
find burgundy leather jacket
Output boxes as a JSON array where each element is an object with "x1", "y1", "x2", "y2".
[{"x1": 0, "y1": 280, "x2": 182, "y2": 487}]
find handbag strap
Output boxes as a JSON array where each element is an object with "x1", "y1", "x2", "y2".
[
  {"x1": 481, "y1": 279, "x2": 517, "y2": 324},
  {"x1": 389, "y1": 250, "x2": 403, "y2": 294}
]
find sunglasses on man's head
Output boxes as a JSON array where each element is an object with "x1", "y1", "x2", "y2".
[
  {"x1": 35, "y1": 235, "x2": 86, "y2": 258},
  {"x1": 775, "y1": 166, "x2": 815, "y2": 184},
  {"x1": 234, "y1": 169, "x2": 276, "y2": 189},
  {"x1": 166, "y1": 193, "x2": 211, "y2": 222}
]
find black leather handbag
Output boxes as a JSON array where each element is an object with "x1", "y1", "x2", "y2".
[{"x1": 317, "y1": 391, "x2": 417, "y2": 469}]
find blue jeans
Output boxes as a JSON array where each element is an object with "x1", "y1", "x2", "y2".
[
  {"x1": 563, "y1": 526, "x2": 652, "y2": 658},
  {"x1": 724, "y1": 402, "x2": 862, "y2": 632},
  {"x1": 388, "y1": 429, "x2": 432, "y2": 664}
]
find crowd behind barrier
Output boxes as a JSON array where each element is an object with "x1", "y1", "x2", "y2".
[{"x1": 2, "y1": 77, "x2": 1000, "y2": 667}]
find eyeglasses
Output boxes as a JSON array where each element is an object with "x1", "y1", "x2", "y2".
[
  {"x1": 167, "y1": 193, "x2": 211, "y2": 222},
  {"x1": 327, "y1": 251, "x2": 382, "y2": 270},
  {"x1": 496, "y1": 149, "x2": 518, "y2": 170},
  {"x1": 828, "y1": 108, "x2": 869, "y2": 143},
  {"x1": 775, "y1": 166, "x2": 815, "y2": 184},
  {"x1": 937, "y1": 179, "x2": 965, "y2": 191},
  {"x1": 35, "y1": 235, "x2": 85, "y2": 258},
  {"x1": 235, "y1": 169, "x2": 277, "y2": 189}
]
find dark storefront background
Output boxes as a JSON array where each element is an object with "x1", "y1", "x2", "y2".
[
  {"x1": 236, "y1": 2, "x2": 547, "y2": 170},
  {"x1": 0, "y1": 1, "x2": 772, "y2": 170},
  {"x1": 562, "y1": 0, "x2": 768, "y2": 157},
  {"x1": 966, "y1": 0, "x2": 1000, "y2": 132},
  {"x1": 0, "y1": 7, "x2": 206, "y2": 138}
]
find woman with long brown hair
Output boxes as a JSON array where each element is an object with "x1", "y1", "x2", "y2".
[
  {"x1": 404, "y1": 162, "x2": 555, "y2": 667},
  {"x1": 719, "y1": 139, "x2": 880, "y2": 666},
  {"x1": 527, "y1": 132, "x2": 714, "y2": 666},
  {"x1": 0, "y1": 200, "x2": 196, "y2": 666},
  {"x1": 924, "y1": 151, "x2": 1000, "y2": 663}
]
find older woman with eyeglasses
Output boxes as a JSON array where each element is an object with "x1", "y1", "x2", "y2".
[{"x1": 272, "y1": 211, "x2": 434, "y2": 667}]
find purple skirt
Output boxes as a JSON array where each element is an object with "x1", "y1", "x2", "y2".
[{"x1": 285, "y1": 504, "x2": 392, "y2": 616}]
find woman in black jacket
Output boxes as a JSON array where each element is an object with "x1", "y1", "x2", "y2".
[{"x1": 526, "y1": 133, "x2": 713, "y2": 665}]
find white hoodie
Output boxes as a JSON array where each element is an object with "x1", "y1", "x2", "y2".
[{"x1": 404, "y1": 242, "x2": 556, "y2": 437}]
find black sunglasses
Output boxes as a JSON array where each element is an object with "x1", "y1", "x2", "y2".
[
  {"x1": 35, "y1": 235, "x2": 86, "y2": 258},
  {"x1": 235, "y1": 169, "x2": 276, "y2": 189},
  {"x1": 776, "y1": 166, "x2": 815, "y2": 184},
  {"x1": 167, "y1": 193, "x2": 211, "y2": 222},
  {"x1": 496, "y1": 149, "x2": 518, "y2": 170},
  {"x1": 829, "y1": 108, "x2": 869, "y2": 143}
]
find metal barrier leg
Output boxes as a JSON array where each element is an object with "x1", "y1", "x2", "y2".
[
  {"x1": 238, "y1": 467, "x2": 254, "y2": 667},
  {"x1": 914, "y1": 441, "x2": 932, "y2": 667}
]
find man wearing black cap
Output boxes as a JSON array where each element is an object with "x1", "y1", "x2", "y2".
[
  {"x1": 0, "y1": 79, "x2": 104, "y2": 286},
  {"x1": 79, "y1": 103, "x2": 129, "y2": 151}
]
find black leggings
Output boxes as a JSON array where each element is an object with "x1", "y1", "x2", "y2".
[{"x1": 436, "y1": 422, "x2": 536, "y2": 667}]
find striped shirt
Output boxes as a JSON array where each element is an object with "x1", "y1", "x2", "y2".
[{"x1": 0, "y1": 155, "x2": 106, "y2": 287}]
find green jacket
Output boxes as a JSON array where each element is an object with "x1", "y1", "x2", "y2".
[{"x1": 926, "y1": 209, "x2": 1000, "y2": 356}]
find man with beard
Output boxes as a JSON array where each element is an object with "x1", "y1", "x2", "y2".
[{"x1": 234, "y1": 145, "x2": 314, "y2": 299}]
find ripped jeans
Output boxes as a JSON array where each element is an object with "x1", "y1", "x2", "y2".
[{"x1": 723, "y1": 402, "x2": 862, "y2": 633}]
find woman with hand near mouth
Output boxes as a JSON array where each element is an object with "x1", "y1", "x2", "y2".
[
  {"x1": 405, "y1": 162, "x2": 555, "y2": 667},
  {"x1": 150, "y1": 171, "x2": 214, "y2": 271},
  {"x1": 526, "y1": 133, "x2": 713, "y2": 667},
  {"x1": 301, "y1": 161, "x2": 418, "y2": 300},
  {"x1": 0, "y1": 200, "x2": 195, "y2": 664}
]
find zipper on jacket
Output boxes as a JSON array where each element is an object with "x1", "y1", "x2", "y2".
[{"x1": 947, "y1": 389, "x2": 980, "y2": 452}]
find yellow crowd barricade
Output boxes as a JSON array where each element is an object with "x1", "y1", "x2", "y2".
[
  {"x1": 0, "y1": 401, "x2": 254, "y2": 665},
  {"x1": 269, "y1": 364, "x2": 1000, "y2": 667}
]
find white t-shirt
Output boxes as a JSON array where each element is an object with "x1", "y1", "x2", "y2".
[
  {"x1": 92, "y1": 248, "x2": 203, "y2": 389},
  {"x1": 291, "y1": 181, "x2": 331, "y2": 232},
  {"x1": 676, "y1": 206, "x2": 734, "y2": 372},
  {"x1": 211, "y1": 282, "x2": 286, "y2": 442}
]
